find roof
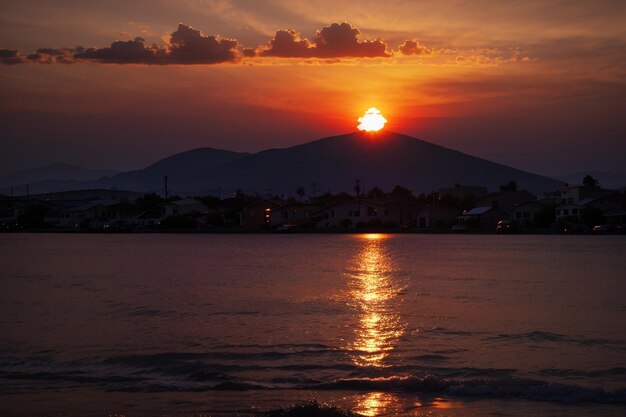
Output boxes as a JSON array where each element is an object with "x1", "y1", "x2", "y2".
[
  {"x1": 165, "y1": 198, "x2": 205, "y2": 206},
  {"x1": 66, "y1": 199, "x2": 120, "y2": 212},
  {"x1": 463, "y1": 206, "x2": 493, "y2": 215},
  {"x1": 576, "y1": 198, "x2": 596, "y2": 206}
]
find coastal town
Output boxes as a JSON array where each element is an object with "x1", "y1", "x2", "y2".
[{"x1": 1, "y1": 175, "x2": 625, "y2": 234}]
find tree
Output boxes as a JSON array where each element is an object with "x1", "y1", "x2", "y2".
[
  {"x1": 367, "y1": 187, "x2": 387, "y2": 201},
  {"x1": 499, "y1": 180, "x2": 518, "y2": 192},
  {"x1": 136, "y1": 193, "x2": 164, "y2": 211},
  {"x1": 353, "y1": 180, "x2": 362, "y2": 197},
  {"x1": 582, "y1": 175, "x2": 600, "y2": 190},
  {"x1": 390, "y1": 185, "x2": 415, "y2": 201},
  {"x1": 296, "y1": 186, "x2": 305, "y2": 200}
]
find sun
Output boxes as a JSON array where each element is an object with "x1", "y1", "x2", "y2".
[{"x1": 357, "y1": 107, "x2": 387, "y2": 132}]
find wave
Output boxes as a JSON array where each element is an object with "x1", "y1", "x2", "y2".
[
  {"x1": 313, "y1": 375, "x2": 626, "y2": 404},
  {"x1": 537, "y1": 367, "x2": 626, "y2": 379},
  {"x1": 487, "y1": 331, "x2": 625, "y2": 346},
  {"x1": 3, "y1": 352, "x2": 625, "y2": 404}
]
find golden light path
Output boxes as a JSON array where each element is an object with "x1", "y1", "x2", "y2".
[
  {"x1": 346, "y1": 233, "x2": 406, "y2": 415},
  {"x1": 357, "y1": 107, "x2": 388, "y2": 132}
]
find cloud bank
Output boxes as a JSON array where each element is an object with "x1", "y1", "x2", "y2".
[
  {"x1": 260, "y1": 22, "x2": 390, "y2": 58},
  {"x1": 1, "y1": 22, "x2": 432, "y2": 65},
  {"x1": 73, "y1": 24, "x2": 238, "y2": 64}
]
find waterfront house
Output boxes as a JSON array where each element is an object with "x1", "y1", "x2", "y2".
[
  {"x1": 160, "y1": 198, "x2": 208, "y2": 218},
  {"x1": 416, "y1": 203, "x2": 463, "y2": 228},
  {"x1": 240, "y1": 199, "x2": 283, "y2": 229},
  {"x1": 456, "y1": 206, "x2": 509, "y2": 230}
]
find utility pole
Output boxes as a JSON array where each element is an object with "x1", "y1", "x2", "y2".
[{"x1": 164, "y1": 176, "x2": 168, "y2": 200}]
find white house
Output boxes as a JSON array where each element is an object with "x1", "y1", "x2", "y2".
[
  {"x1": 455, "y1": 206, "x2": 509, "y2": 230},
  {"x1": 315, "y1": 199, "x2": 387, "y2": 228},
  {"x1": 161, "y1": 198, "x2": 208, "y2": 218}
]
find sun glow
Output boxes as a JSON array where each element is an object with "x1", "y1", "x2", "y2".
[{"x1": 357, "y1": 107, "x2": 387, "y2": 132}]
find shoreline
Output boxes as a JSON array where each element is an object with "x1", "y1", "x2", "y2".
[{"x1": 1, "y1": 228, "x2": 622, "y2": 235}]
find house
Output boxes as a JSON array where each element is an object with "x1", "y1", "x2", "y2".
[
  {"x1": 455, "y1": 206, "x2": 509, "y2": 230},
  {"x1": 59, "y1": 200, "x2": 142, "y2": 228},
  {"x1": 477, "y1": 190, "x2": 537, "y2": 213},
  {"x1": 559, "y1": 185, "x2": 583, "y2": 204},
  {"x1": 555, "y1": 193, "x2": 624, "y2": 223},
  {"x1": 382, "y1": 201, "x2": 420, "y2": 228},
  {"x1": 160, "y1": 198, "x2": 208, "y2": 218},
  {"x1": 416, "y1": 203, "x2": 463, "y2": 228},
  {"x1": 558, "y1": 184, "x2": 613, "y2": 204},
  {"x1": 315, "y1": 199, "x2": 387, "y2": 228},
  {"x1": 136, "y1": 211, "x2": 163, "y2": 228},
  {"x1": 274, "y1": 201, "x2": 320, "y2": 227},
  {"x1": 604, "y1": 210, "x2": 626, "y2": 228},
  {"x1": 510, "y1": 200, "x2": 548, "y2": 226},
  {"x1": 240, "y1": 199, "x2": 283, "y2": 229}
]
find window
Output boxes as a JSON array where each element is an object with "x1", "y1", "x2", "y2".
[
  {"x1": 264, "y1": 208, "x2": 271, "y2": 224},
  {"x1": 354, "y1": 210, "x2": 360, "y2": 217},
  {"x1": 384, "y1": 209, "x2": 390, "y2": 216},
  {"x1": 523, "y1": 212, "x2": 530, "y2": 218},
  {"x1": 572, "y1": 208, "x2": 578, "y2": 215},
  {"x1": 330, "y1": 210, "x2": 335, "y2": 218},
  {"x1": 516, "y1": 212, "x2": 522, "y2": 219},
  {"x1": 282, "y1": 211, "x2": 288, "y2": 219},
  {"x1": 564, "y1": 209, "x2": 570, "y2": 215}
]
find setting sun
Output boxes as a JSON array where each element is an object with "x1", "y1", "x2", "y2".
[{"x1": 357, "y1": 107, "x2": 387, "y2": 132}]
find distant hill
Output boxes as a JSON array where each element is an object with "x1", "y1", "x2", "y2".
[
  {"x1": 92, "y1": 147, "x2": 251, "y2": 194},
  {"x1": 552, "y1": 171, "x2": 626, "y2": 190},
  {"x1": 3, "y1": 132, "x2": 564, "y2": 196},
  {"x1": 0, "y1": 163, "x2": 119, "y2": 189}
]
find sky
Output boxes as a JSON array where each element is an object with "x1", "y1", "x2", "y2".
[{"x1": 1, "y1": 0, "x2": 625, "y2": 177}]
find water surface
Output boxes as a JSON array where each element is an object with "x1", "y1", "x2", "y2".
[{"x1": 1, "y1": 233, "x2": 625, "y2": 416}]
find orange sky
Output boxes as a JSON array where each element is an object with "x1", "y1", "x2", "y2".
[{"x1": 1, "y1": 1, "x2": 625, "y2": 175}]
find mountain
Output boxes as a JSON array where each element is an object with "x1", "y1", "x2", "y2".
[
  {"x1": 3, "y1": 132, "x2": 564, "y2": 196},
  {"x1": 552, "y1": 171, "x2": 626, "y2": 190},
  {"x1": 0, "y1": 163, "x2": 119, "y2": 189},
  {"x1": 94, "y1": 147, "x2": 250, "y2": 194}
]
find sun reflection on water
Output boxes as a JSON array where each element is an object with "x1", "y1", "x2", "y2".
[
  {"x1": 346, "y1": 233, "x2": 405, "y2": 368},
  {"x1": 353, "y1": 392, "x2": 401, "y2": 416}
]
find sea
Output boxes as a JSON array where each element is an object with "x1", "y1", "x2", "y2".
[{"x1": 1, "y1": 233, "x2": 625, "y2": 416}]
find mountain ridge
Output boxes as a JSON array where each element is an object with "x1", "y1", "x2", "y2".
[{"x1": 2, "y1": 131, "x2": 564, "y2": 196}]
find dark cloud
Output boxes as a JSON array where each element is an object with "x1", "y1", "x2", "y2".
[
  {"x1": 37, "y1": 48, "x2": 67, "y2": 55},
  {"x1": 261, "y1": 29, "x2": 311, "y2": 57},
  {"x1": 398, "y1": 40, "x2": 431, "y2": 56},
  {"x1": 74, "y1": 37, "x2": 163, "y2": 63},
  {"x1": 261, "y1": 22, "x2": 390, "y2": 58},
  {"x1": 3, "y1": 22, "x2": 391, "y2": 65},
  {"x1": 0, "y1": 49, "x2": 26, "y2": 65},
  {"x1": 72, "y1": 25, "x2": 237, "y2": 64},
  {"x1": 26, "y1": 47, "x2": 75, "y2": 64},
  {"x1": 242, "y1": 48, "x2": 256, "y2": 57},
  {"x1": 168, "y1": 24, "x2": 238, "y2": 64}
]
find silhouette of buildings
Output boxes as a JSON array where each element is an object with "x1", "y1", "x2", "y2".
[{"x1": 1, "y1": 180, "x2": 625, "y2": 233}]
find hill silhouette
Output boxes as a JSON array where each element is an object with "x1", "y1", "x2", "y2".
[
  {"x1": 3, "y1": 132, "x2": 563, "y2": 195},
  {"x1": 0, "y1": 163, "x2": 119, "y2": 189}
]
